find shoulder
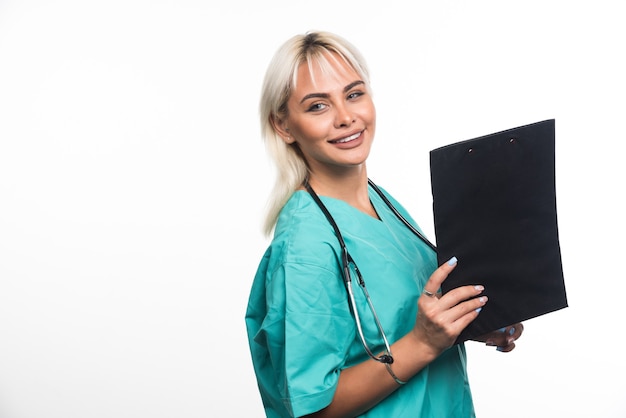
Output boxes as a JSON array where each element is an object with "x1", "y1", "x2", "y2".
[
  {"x1": 265, "y1": 191, "x2": 341, "y2": 271},
  {"x1": 274, "y1": 191, "x2": 330, "y2": 236},
  {"x1": 249, "y1": 191, "x2": 349, "y2": 317}
]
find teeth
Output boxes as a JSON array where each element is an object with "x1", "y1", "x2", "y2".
[{"x1": 335, "y1": 132, "x2": 361, "y2": 143}]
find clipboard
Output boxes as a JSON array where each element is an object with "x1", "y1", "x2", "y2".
[{"x1": 429, "y1": 119, "x2": 568, "y2": 343}]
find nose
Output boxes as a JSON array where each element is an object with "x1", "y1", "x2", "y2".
[{"x1": 334, "y1": 103, "x2": 355, "y2": 128}]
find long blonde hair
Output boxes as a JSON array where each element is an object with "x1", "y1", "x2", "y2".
[{"x1": 259, "y1": 31, "x2": 371, "y2": 236}]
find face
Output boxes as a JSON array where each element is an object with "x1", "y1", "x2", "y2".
[{"x1": 273, "y1": 53, "x2": 376, "y2": 179}]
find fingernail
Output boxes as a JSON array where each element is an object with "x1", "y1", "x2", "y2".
[
  {"x1": 508, "y1": 327, "x2": 515, "y2": 336},
  {"x1": 447, "y1": 256, "x2": 458, "y2": 266},
  {"x1": 475, "y1": 307, "x2": 482, "y2": 313},
  {"x1": 474, "y1": 285, "x2": 484, "y2": 292},
  {"x1": 479, "y1": 296, "x2": 487, "y2": 303},
  {"x1": 496, "y1": 346, "x2": 505, "y2": 352}
]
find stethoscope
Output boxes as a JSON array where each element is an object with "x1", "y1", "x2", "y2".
[{"x1": 304, "y1": 178, "x2": 437, "y2": 368}]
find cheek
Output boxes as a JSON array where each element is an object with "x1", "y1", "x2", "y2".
[
  {"x1": 367, "y1": 107, "x2": 376, "y2": 125},
  {"x1": 361, "y1": 106, "x2": 376, "y2": 132},
  {"x1": 369, "y1": 101, "x2": 376, "y2": 119},
  {"x1": 364, "y1": 106, "x2": 376, "y2": 139},
  {"x1": 292, "y1": 119, "x2": 330, "y2": 142},
  {"x1": 358, "y1": 100, "x2": 376, "y2": 122}
]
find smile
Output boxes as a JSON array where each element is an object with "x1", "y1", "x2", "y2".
[{"x1": 330, "y1": 131, "x2": 362, "y2": 144}]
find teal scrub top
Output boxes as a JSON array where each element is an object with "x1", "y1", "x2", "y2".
[{"x1": 245, "y1": 185, "x2": 475, "y2": 418}]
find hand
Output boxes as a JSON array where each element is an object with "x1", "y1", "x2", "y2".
[
  {"x1": 474, "y1": 323, "x2": 524, "y2": 352},
  {"x1": 412, "y1": 257, "x2": 488, "y2": 355}
]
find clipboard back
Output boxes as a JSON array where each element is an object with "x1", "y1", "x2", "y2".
[{"x1": 430, "y1": 119, "x2": 567, "y2": 343}]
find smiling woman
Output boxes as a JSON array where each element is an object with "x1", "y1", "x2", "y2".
[
  {"x1": 244, "y1": 31, "x2": 522, "y2": 418},
  {"x1": 271, "y1": 52, "x2": 377, "y2": 215},
  {"x1": 257, "y1": 32, "x2": 376, "y2": 236}
]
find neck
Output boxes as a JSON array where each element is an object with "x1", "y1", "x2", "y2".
[{"x1": 306, "y1": 168, "x2": 377, "y2": 218}]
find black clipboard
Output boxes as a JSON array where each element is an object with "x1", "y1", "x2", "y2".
[{"x1": 430, "y1": 119, "x2": 567, "y2": 343}]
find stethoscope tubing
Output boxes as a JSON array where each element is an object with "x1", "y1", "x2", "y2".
[
  {"x1": 303, "y1": 178, "x2": 437, "y2": 364},
  {"x1": 366, "y1": 179, "x2": 437, "y2": 252}
]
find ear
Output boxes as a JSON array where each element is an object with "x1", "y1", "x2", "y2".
[{"x1": 270, "y1": 114, "x2": 295, "y2": 144}]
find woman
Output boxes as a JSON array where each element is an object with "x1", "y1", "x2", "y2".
[{"x1": 245, "y1": 31, "x2": 522, "y2": 418}]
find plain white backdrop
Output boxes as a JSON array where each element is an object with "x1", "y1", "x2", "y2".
[{"x1": 1, "y1": 1, "x2": 624, "y2": 417}]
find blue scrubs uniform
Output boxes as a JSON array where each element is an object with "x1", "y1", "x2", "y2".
[{"x1": 245, "y1": 185, "x2": 475, "y2": 417}]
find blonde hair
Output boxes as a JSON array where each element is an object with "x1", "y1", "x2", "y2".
[{"x1": 259, "y1": 31, "x2": 371, "y2": 236}]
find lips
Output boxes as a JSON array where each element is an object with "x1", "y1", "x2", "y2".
[{"x1": 329, "y1": 131, "x2": 362, "y2": 144}]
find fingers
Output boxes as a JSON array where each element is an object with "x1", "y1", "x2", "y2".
[
  {"x1": 420, "y1": 255, "x2": 488, "y2": 325},
  {"x1": 414, "y1": 291, "x2": 487, "y2": 353},
  {"x1": 423, "y1": 257, "x2": 526, "y2": 354},
  {"x1": 484, "y1": 323, "x2": 524, "y2": 352},
  {"x1": 416, "y1": 258, "x2": 488, "y2": 351},
  {"x1": 417, "y1": 256, "x2": 494, "y2": 351},
  {"x1": 441, "y1": 293, "x2": 488, "y2": 335},
  {"x1": 436, "y1": 284, "x2": 485, "y2": 310},
  {"x1": 421, "y1": 256, "x2": 459, "y2": 297},
  {"x1": 495, "y1": 341, "x2": 516, "y2": 353},
  {"x1": 422, "y1": 256, "x2": 485, "y2": 308}
]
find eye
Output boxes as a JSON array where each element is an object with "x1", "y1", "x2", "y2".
[
  {"x1": 347, "y1": 91, "x2": 365, "y2": 100},
  {"x1": 306, "y1": 102, "x2": 327, "y2": 112}
]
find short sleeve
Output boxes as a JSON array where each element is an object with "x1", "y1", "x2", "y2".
[{"x1": 257, "y1": 261, "x2": 355, "y2": 417}]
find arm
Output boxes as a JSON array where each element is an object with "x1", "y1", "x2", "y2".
[{"x1": 303, "y1": 257, "x2": 488, "y2": 418}]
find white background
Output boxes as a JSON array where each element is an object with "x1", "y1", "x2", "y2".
[{"x1": 1, "y1": 1, "x2": 624, "y2": 417}]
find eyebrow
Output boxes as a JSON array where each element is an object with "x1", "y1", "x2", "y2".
[{"x1": 299, "y1": 80, "x2": 365, "y2": 104}]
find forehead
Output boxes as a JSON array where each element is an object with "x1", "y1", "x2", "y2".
[{"x1": 293, "y1": 52, "x2": 362, "y2": 92}]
